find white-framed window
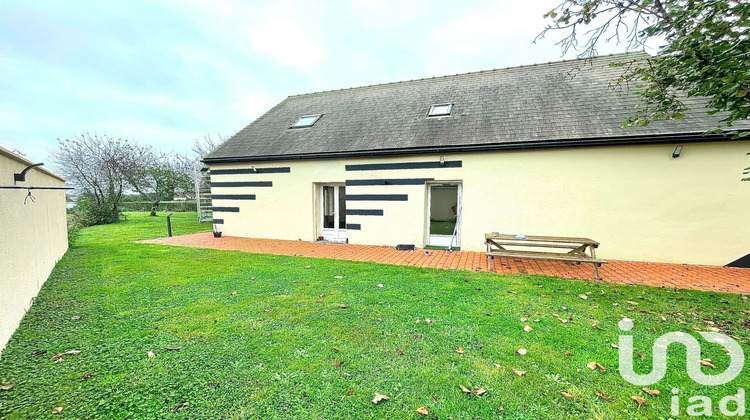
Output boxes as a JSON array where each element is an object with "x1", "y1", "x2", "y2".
[
  {"x1": 290, "y1": 114, "x2": 322, "y2": 128},
  {"x1": 427, "y1": 103, "x2": 453, "y2": 117}
]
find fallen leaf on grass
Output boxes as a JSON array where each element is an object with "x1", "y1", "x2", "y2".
[
  {"x1": 592, "y1": 323, "x2": 602, "y2": 330},
  {"x1": 52, "y1": 406, "x2": 63, "y2": 414},
  {"x1": 586, "y1": 361, "x2": 606, "y2": 372},
  {"x1": 0, "y1": 383, "x2": 16, "y2": 391},
  {"x1": 174, "y1": 401, "x2": 188, "y2": 412},
  {"x1": 416, "y1": 406, "x2": 429, "y2": 415},
  {"x1": 642, "y1": 387, "x2": 660, "y2": 396},
  {"x1": 560, "y1": 391, "x2": 575, "y2": 400},
  {"x1": 80, "y1": 371, "x2": 95, "y2": 381},
  {"x1": 516, "y1": 348, "x2": 527, "y2": 356},
  {"x1": 520, "y1": 317, "x2": 528, "y2": 322},
  {"x1": 165, "y1": 347, "x2": 182, "y2": 351},
  {"x1": 338, "y1": 304, "x2": 348, "y2": 309},
  {"x1": 494, "y1": 364, "x2": 503, "y2": 369},
  {"x1": 635, "y1": 351, "x2": 646, "y2": 359},
  {"x1": 610, "y1": 343, "x2": 620, "y2": 349},
  {"x1": 50, "y1": 353, "x2": 63, "y2": 360},
  {"x1": 459, "y1": 385, "x2": 486, "y2": 396},
  {"x1": 523, "y1": 325, "x2": 533, "y2": 332},
  {"x1": 512, "y1": 368, "x2": 527, "y2": 377},
  {"x1": 595, "y1": 391, "x2": 610, "y2": 400},
  {"x1": 455, "y1": 346, "x2": 465, "y2": 354},
  {"x1": 264, "y1": 308, "x2": 271, "y2": 312},
  {"x1": 250, "y1": 276, "x2": 257, "y2": 280},
  {"x1": 578, "y1": 294, "x2": 588, "y2": 300},
  {"x1": 631, "y1": 395, "x2": 647, "y2": 405},
  {"x1": 334, "y1": 360, "x2": 342, "y2": 368},
  {"x1": 700, "y1": 359, "x2": 716, "y2": 368},
  {"x1": 424, "y1": 319, "x2": 435, "y2": 324},
  {"x1": 71, "y1": 316, "x2": 81, "y2": 320},
  {"x1": 334, "y1": 276, "x2": 343, "y2": 279},
  {"x1": 332, "y1": 346, "x2": 341, "y2": 352},
  {"x1": 147, "y1": 351, "x2": 156, "y2": 359},
  {"x1": 372, "y1": 392, "x2": 390, "y2": 404},
  {"x1": 64, "y1": 350, "x2": 81, "y2": 355},
  {"x1": 396, "y1": 349, "x2": 404, "y2": 356},
  {"x1": 31, "y1": 350, "x2": 46, "y2": 357},
  {"x1": 230, "y1": 292, "x2": 237, "y2": 296},
  {"x1": 565, "y1": 351, "x2": 572, "y2": 356},
  {"x1": 347, "y1": 389, "x2": 355, "y2": 397},
  {"x1": 304, "y1": 265, "x2": 311, "y2": 269}
]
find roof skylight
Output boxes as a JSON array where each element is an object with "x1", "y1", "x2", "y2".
[
  {"x1": 290, "y1": 114, "x2": 322, "y2": 128},
  {"x1": 428, "y1": 103, "x2": 453, "y2": 117}
]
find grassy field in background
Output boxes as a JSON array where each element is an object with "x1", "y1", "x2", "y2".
[{"x1": 0, "y1": 213, "x2": 747, "y2": 419}]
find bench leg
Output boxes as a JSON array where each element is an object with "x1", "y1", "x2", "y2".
[{"x1": 589, "y1": 245, "x2": 601, "y2": 280}]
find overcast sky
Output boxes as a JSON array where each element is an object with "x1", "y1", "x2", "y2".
[{"x1": 0, "y1": 0, "x2": 640, "y2": 166}]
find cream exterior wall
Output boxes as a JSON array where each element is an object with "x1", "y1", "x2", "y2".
[
  {"x1": 210, "y1": 141, "x2": 749, "y2": 266},
  {"x1": 0, "y1": 153, "x2": 68, "y2": 353}
]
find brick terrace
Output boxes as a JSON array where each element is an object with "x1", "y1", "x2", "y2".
[{"x1": 140, "y1": 233, "x2": 750, "y2": 294}]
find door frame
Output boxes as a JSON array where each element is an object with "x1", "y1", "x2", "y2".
[
  {"x1": 426, "y1": 181, "x2": 462, "y2": 248},
  {"x1": 318, "y1": 183, "x2": 347, "y2": 242}
]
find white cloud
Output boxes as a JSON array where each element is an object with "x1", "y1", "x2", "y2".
[{"x1": 246, "y1": 16, "x2": 325, "y2": 70}]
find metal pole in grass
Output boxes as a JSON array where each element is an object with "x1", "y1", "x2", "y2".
[{"x1": 167, "y1": 212, "x2": 174, "y2": 237}]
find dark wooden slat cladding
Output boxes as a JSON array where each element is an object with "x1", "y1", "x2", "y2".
[
  {"x1": 213, "y1": 207, "x2": 240, "y2": 213},
  {"x1": 346, "y1": 209, "x2": 384, "y2": 216},
  {"x1": 345, "y1": 178, "x2": 433, "y2": 186},
  {"x1": 212, "y1": 194, "x2": 256, "y2": 200},
  {"x1": 345, "y1": 161, "x2": 462, "y2": 171},
  {"x1": 346, "y1": 194, "x2": 408, "y2": 201},
  {"x1": 211, "y1": 167, "x2": 290, "y2": 175},
  {"x1": 211, "y1": 181, "x2": 273, "y2": 187}
]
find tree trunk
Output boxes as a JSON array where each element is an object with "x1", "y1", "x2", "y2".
[{"x1": 150, "y1": 201, "x2": 159, "y2": 216}]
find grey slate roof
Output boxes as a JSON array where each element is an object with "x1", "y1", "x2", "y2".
[{"x1": 205, "y1": 52, "x2": 748, "y2": 163}]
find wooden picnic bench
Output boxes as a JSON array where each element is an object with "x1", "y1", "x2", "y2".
[{"x1": 485, "y1": 233, "x2": 607, "y2": 279}]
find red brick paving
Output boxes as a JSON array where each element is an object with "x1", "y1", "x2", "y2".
[{"x1": 139, "y1": 233, "x2": 750, "y2": 294}]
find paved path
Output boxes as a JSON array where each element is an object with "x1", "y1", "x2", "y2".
[{"x1": 140, "y1": 233, "x2": 750, "y2": 294}]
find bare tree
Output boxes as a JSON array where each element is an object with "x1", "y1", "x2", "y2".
[
  {"x1": 52, "y1": 133, "x2": 146, "y2": 224},
  {"x1": 192, "y1": 133, "x2": 229, "y2": 161}
]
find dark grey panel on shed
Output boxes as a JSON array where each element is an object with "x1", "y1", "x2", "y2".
[
  {"x1": 346, "y1": 178, "x2": 433, "y2": 186},
  {"x1": 346, "y1": 194, "x2": 408, "y2": 201},
  {"x1": 345, "y1": 161, "x2": 462, "y2": 171},
  {"x1": 211, "y1": 181, "x2": 273, "y2": 187},
  {"x1": 211, "y1": 167, "x2": 290, "y2": 175},
  {"x1": 212, "y1": 194, "x2": 256, "y2": 200},
  {"x1": 346, "y1": 209, "x2": 384, "y2": 216}
]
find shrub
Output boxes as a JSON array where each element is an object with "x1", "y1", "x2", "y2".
[{"x1": 72, "y1": 193, "x2": 123, "y2": 227}]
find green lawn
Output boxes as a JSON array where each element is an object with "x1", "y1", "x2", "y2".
[{"x1": 0, "y1": 213, "x2": 747, "y2": 419}]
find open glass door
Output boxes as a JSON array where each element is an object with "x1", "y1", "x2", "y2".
[
  {"x1": 427, "y1": 183, "x2": 461, "y2": 248},
  {"x1": 321, "y1": 184, "x2": 347, "y2": 242}
]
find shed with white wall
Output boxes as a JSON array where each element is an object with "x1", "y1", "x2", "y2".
[{"x1": 0, "y1": 147, "x2": 68, "y2": 353}]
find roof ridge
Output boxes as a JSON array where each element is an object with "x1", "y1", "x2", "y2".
[{"x1": 288, "y1": 51, "x2": 649, "y2": 98}]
